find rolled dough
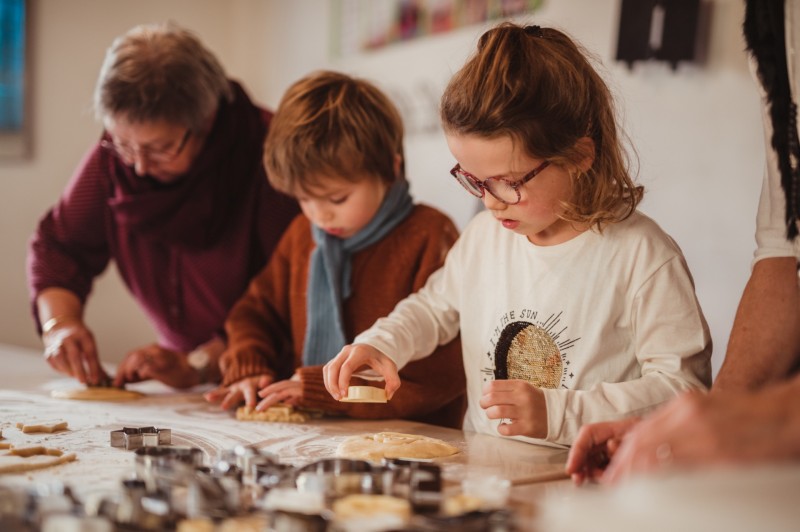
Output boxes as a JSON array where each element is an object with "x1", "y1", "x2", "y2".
[
  {"x1": 0, "y1": 445, "x2": 77, "y2": 474},
  {"x1": 51, "y1": 387, "x2": 143, "y2": 402},
  {"x1": 335, "y1": 432, "x2": 460, "y2": 461}
]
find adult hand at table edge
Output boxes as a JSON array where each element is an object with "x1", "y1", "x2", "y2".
[
  {"x1": 565, "y1": 416, "x2": 641, "y2": 486},
  {"x1": 204, "y1": 374, "x2": 273, "y2": 410},
  {"x1": 323, "y1": 343, "x2": 401, "y2": 401},
  {"x1": 37, "y1": 287, "x2": 108, "y2": 386},
  {"x1": 113, "y1": 344, "x2": 204, "y2": 389},
  {"x1": 43, "y1": 319, "x2": 107, "y2": 386}
]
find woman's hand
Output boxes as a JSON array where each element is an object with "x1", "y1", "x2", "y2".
[
  {"x1": 204, "y1": 375, "x2": 274, "y2": 410},
  {"x1": 565, "y1": 417, "x2": 641, "y2": 485},
  {"x1": 479, "y1": 380, "x2": 547, "y2": 439},
  {"x1": 42, "y1": 318, "x2": 108, "y2": 386},
  {"x1": 113, "y1": 344, "x2": 198, "y2": 389},
  {"x1": 323, "y1": 343, "x2": 400, "y2": 400}
]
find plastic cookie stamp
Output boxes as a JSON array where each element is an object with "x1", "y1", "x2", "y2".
[
  {"x1": 110, "y1": 426, "x2": 172, "y2": 450},
  {"x1": 339, "y1": 386, "x2": 388, "y2": 403}
]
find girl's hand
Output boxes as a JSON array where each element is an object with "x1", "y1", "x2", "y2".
[
  {"x1": 479, "y1": 380, "x2": 547, "y2": 439},
  {"x1": 204, "y1": 375, "x2": 273, "y2": 409},
  {"x1": 565, "y1": 417, "x2": 641, "y2": 485},
  {"x1": 113, "y1": 344, "x2": 198, "y2": 389},
  {"x1": 323, "y1": 344, "x2": 400, "y2": 400},
  {"x1": 43, "y1": 319, "x2": 108, "y2": 386},
  {"x1": 256, "y1": 375, "x2": 302, "y2": 410}
]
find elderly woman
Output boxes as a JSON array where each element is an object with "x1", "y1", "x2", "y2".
[{"x1": 27, "y1": 23, "x2": 298, "y2": 389}]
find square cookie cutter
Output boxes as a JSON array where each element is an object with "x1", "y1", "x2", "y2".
[{"x1": 110, "y1": 426, "x2": 171, "y2": 450}]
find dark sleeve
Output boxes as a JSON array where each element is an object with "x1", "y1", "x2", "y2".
[
  {"x1": 254, "y1": 175, "x2": 300, "y2": 265},
  {"x1": 26, "y1": 146, "x2": 113, "y2": 332},
  {"x1": 220, "y1": 221, "x2": 299, "y2": 385},
  {"x1": 254, "y1": 107, "x2": 300, "y2": 267}
]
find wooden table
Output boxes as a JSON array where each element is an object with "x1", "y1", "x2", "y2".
[
  {"x1": 6, "y1": 344, "x2": 795, "y2": 531},
  {"x1": 0, "y1": 343, "x2": 572, "y2": 529}
]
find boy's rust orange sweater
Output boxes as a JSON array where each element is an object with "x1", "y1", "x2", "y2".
[{"x1": 220, "y1": 204, "x2": 466, "y2": 429}]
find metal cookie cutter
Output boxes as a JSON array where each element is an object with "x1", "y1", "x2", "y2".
[{"x1": 110, "y1": 426, "x2": 171, "y2": 450}]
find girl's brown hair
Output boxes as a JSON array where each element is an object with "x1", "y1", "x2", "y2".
[
  {"x1": 441, "y1": 22, "x2": 642, "y2": 229},
  {"x1": 265, "y1": 70, "x2": 404, "y2": 195}
]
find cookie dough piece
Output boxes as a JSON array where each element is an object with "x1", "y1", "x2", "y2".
[
  {"x1": 0, "y1": 445, "x2": 77, "y2": 474},
  {"x1": 236, "y1": 405, "x2": 312, "y2": 423},
  {"x1": 333, "y1": 494, "x2": 411, "y2": 521},
  {"x1": 442, "y1": 493, "x2": 484, "y2": 516},
  {"x1": 16, "y1": 421, "x2": 68, "y2": 434},
  {"x1": 51, "y1": 387, "x2": 143, "y2": 402},
  {"x1": 339, "y1": 386, "x2": 387, "y2": 403},
  {"x1": 336, "y1": 432, "x2": 460, "y2": 462}
]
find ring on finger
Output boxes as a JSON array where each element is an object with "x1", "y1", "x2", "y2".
[{"x1": 655, "y1": 443, "x2": 673, "y2": 464}]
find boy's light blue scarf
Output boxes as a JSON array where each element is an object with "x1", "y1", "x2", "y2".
[{"x1": 302, "y1": 180, "x2": 414, "y2": 366}]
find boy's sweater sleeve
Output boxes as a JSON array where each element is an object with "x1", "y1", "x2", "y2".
[
  {"x1": 219, "y1": 229, "x2": 296, "y2": 386},
  {"x1": 540, "y1": 255, "x2": 712, "y2": 445}
]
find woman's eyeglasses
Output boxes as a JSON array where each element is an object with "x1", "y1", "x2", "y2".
[
  {"x1": 100, "y1": 129, "x2": 191, "y2": 165},
  {"x1": 449, "y1": 160, "x2": 550, "y2": 205}
]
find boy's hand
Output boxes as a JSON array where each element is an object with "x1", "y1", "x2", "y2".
[
  {"x1": 565, "y1": 417, "x2": 641, "y2": 485},
  {"x1": 323, "y1": 344, "x2": 401, "y2": 400},
  {"x1": 256, "y1": 375, "x2": 302, "y2": 410},
  {"x1": 204, "y1": 374, "x2": 273, "y2": 409},
  {"x1": 479, "y1": 380, "x2": 547, "y2": 439}
]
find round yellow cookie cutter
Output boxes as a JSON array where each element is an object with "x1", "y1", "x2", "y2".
[{"x1": 339, "y1": 386, "x2": 388, "y2": 403}]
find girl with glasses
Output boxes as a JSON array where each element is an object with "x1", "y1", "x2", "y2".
[{"x1": 324, "y1": 22, "x2": 712, "y2": 447}]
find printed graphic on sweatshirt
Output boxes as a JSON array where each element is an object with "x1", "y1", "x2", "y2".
[{"x1": 484, "y1": 310, "x2": 579, "y2": 389}]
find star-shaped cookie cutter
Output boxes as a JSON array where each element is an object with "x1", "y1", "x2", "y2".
[{"x1": 110, "y1": 426, "x2": 171, "y2": 450}]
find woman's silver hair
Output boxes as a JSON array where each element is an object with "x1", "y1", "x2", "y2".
[{"x1": 93, "y1": 22, "x2": 232, "y2": 131}]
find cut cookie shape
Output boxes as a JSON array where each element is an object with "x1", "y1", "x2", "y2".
[
  {"x1": 339, "y1": 386, "x2": 388, "y2": 403},
  {"x1": 16, "y1": 421, "x2": 68, "y2": 434},
  {"x1": 235, "y1": 405, "x2": 320, "y2": 423},
  {"x1": 0, "y1": 445, "x2": 77, "y2": 474}
]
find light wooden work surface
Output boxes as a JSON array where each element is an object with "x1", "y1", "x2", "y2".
[
  {"x1": 5, "y1": 344, "x2": 798, "y2": 531},
  {"x1": 0, "y1": 343, "x2": 571, "y2": 529}
]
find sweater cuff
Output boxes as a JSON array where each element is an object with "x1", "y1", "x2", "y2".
[
  {"x1": 220, "y1": 349, "x2": 274, "y2": 386},
  {"x1": 296, "y1": 366, "x2": 344, "y2": 412}
]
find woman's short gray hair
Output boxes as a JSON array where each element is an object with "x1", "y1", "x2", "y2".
[{"x1": 93, "y1": 22, "x2": 233, "y2": 130}]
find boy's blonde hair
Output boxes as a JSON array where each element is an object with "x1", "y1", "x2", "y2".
[
  {"x1": 441, "y1": 23, "x2": 642, "y2": 229},
  {"x1": 265, "y1": 71, "x2": 405, "y2": 195}
]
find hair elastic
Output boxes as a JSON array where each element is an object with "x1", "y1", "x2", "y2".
[{"x1": 524, "y1": 25, "x2": 544, "y2": 37}]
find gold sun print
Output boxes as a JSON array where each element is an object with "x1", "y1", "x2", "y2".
[{"x1": 495, "y1": 322, "x2": 563, "y2": 389}]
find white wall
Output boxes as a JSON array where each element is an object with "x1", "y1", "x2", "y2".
[
  {"x1": 1, "y1": 0, "x2": 761, "y2": 380},
  {"x1": 0, "y1": 0, "x2": 259, "y2": 360}
]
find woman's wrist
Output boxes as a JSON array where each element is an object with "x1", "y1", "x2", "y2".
[{"x1": 41, "y1": 315, "x2": 82, "y2": 336}]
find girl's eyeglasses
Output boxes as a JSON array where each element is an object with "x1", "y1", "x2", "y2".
[{"x1": 449, "y1": 160, "x2": 550, "y2": 205}]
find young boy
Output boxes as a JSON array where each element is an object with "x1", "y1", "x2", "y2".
[{"x1": 204, "y1": 71, "x2": 466, "y2": 428}]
